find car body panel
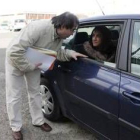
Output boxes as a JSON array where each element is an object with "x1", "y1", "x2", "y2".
[
  {"x1": 9, "y1": 19, "x2": 26, "y2": 31},
  {"x1": 0, "y1": 23, "x2": 9, "y2": 30},
  {"x1": 41, "y1": 14, "x2": 140, "y2": 140},
  {"x1": 80, "y1": 14, "x2": 140, "y2": 23},
  {"x1": 119, "y1": 73, "x2": 140, "y2": 140},
  {"x1": 55, "y1": 58, "x2": 120, "y2": 140}
]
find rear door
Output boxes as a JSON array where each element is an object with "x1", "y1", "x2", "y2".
[
  {"x1": 119, "y1": 20, "x2": 140, "y2": 140},
  {"x1": 57, "y1": 20, "x2": 126, "y2": 140}
]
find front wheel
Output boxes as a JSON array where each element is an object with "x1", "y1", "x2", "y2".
[{"x1": 40, "y1": 78, "x2": 62, "y2": 121}]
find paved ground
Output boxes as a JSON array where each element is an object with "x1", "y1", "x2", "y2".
[{"x1": 0, "y1": 31, "x2": 98, "y2": 140}]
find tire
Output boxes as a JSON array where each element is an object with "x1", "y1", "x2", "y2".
[{"x1": 40, "y1": 78, "x2": 62, "y2": 121}]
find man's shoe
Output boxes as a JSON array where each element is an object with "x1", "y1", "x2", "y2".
[
  {"x1": 12, "y1": 131, "x2": 23, "y2": 140},
  {"x1": 34, "y1": 123, "x2": 52, "y2": 132}
]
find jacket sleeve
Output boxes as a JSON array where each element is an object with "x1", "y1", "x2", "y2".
[
  {"x1": 56, "y1": 47, "x2": 75, "y2": 61},
  {"x1": 9, "y1": 23, "x2": 40, "y2": 72}
]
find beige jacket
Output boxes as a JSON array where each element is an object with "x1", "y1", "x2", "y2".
[{"x1": 6, "y1": 19, "x2": 73, "y2": 72}]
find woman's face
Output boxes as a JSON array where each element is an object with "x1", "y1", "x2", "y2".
[{"x1": 92, "y1": 30, "x2": 103, "y2": 47}]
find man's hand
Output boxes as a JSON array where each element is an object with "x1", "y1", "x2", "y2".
[
  {"x1": 35, "y1": 63, "x2": 42, "y2": 69},
  {"x1": 70, "y1": 51, "x2": 88, "y2": 60}
]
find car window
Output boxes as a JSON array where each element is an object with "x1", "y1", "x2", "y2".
[
  {"x1": 77, "y1": 26, "x2": 94, "y2": 35},
  {"x1": 62, "y1": 32, "x2": 76, "y2": 49},
  {"x1": 15, "y1": 19, "x2": 25, "y2": 23},
  {"x1": 1, "y1": 23, "x2": 8, "y2": 26},
  {"x1": 72, "y1": 24, "x2": 122, "y2": 68},
  {"x1": 131, "y1": 22, "x2": 140, "y2": 76}
]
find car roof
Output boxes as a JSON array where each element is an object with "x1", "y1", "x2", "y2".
[{"x1": 79, "y1": 14, "x2": 140, "y2": 23}]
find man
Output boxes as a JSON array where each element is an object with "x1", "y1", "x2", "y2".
[{"x1": 5, "y1": 12, "x2": 87, "y2": 140}]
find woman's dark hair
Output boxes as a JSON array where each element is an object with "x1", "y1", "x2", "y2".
[
  {"x1": 51, "y1": 12, "x2": 79, "y2": 29},
  {"x1": 89, "y1": 26, "x2": 112, "y2": 53}
]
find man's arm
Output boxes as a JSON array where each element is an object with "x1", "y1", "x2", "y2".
[{"x1": 56, "y1": 47, "x2": 87, "y2": 61}]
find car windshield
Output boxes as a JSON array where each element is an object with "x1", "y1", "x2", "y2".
[
  {"x1": 1, "y1": 24, "x2": 8, "y2": 26},
  {"x1": 15, "y1": 19, "x2": 25, "y2": 23}
]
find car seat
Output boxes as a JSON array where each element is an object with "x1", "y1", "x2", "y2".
[
  {"x1": 74, "y1": 32, "x2": 89, "y2": 45},
  {"x1": 111, "y1": 30, "x2": 119, "y2": 47},
  {"x1": 73, "y1": 32, "x2": 89, "y2": 53}
]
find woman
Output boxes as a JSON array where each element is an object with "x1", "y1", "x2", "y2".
[{"x1": 82, "y1": 26, "x2": 116, "y2": 62}]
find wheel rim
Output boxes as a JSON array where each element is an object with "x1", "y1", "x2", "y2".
[{"x1": 40, "y1": 85, "x2": 54, "y2": 115}]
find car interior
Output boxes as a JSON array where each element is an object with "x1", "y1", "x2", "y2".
[
  {"x1": 71, "y1": 26, "x2": 120, "y2": 65},
  {"x1": 73, "y1": 28, "x2": 119, "y2": 48}
]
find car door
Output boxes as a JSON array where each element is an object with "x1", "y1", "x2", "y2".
[
  {"x1": 119, "y1": 20, "x2": 140, "y2": 140},
  {"x1": 67, "y1": 59, "x2": 120, "y2": 140},
  {"x1": 57, "y1": 21, "x2": 126, "y2": 140},
  {"x1": 57, "y1": 57, "x2": 120, "y2": 140}
]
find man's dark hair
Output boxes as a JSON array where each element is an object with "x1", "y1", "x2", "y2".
[{"x1": 51, "y1": 12, "x2": 79, "y2": 29}]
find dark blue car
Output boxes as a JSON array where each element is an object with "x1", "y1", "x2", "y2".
[{"x1": 40, "y1": 14, "x2": 140, "y2": 140}]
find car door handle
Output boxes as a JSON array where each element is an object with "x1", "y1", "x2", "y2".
[
  {"x1": 57, "y1": 65, "x2": 72, "y2": 73},
  {"x1": 122, "y1": 91, "x2": 140, "y2": 104}
]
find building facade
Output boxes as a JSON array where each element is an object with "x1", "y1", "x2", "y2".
[{"x1": 0, "y1": 12, "x2": 56, "y2": 24}]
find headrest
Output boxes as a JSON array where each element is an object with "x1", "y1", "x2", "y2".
[
  {"x1": 111, "y1": 30, "x2": 119, "y2": 40},
  {"x1": 74, "y1": 32, "x2": 89, "y2": 45}
]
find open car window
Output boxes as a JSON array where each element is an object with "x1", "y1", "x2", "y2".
[
  {"x1": 62, "y1": 22, "x2": 124, "y2": 68},
  {"x1": 73, "y1": 23, "x2": 122, "y2": 68}
]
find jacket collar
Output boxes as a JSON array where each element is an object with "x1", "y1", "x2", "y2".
[
  {"x1": 47, "y1": 20, "x2": 61, "y2": 41},
  {"x1": 54, "y1": 28, "x2": 60, "y2": 40}
]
